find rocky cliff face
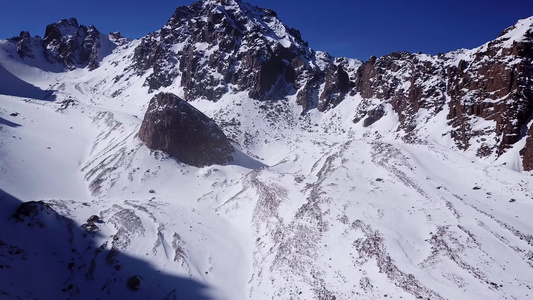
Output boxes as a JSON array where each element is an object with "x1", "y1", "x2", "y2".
[
  {"x1": 446, "y1": 23, "x2": 533, "y2": 157},
  {"x1": 353, "y1": 17, "x2": 533, "y2": 167},
  {"x1": 354, "y1": 52, "x2": 448, "y2": 132},
  {"x1": 14, "y1": 18, "x2": 119, "y2": 70},
  {"x1": 131, "y1": 0, "x2": 360, "y2": 112},
  {"x1": 138, "y1": 92, "x2": 234, "y2": 167}
]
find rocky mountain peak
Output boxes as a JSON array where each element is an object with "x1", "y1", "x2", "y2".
[
  {"x1": 13, "y1": 18, "x2": 117, "y2": 71},
  {"x1": 44, "y1": 18, "x2": 81, "y2": 39},
  {"x1": 496, "y1": 16, "x2": 533, "y2": 42},
  {"x1": 43, "y1": 18, "x2": 104, "y2": 70},
  {"x1": 160, "y1": 0, "x2": 308, "y2": 54},
  {"x1": 131, "y1": 0, "x2": 359, "y2": 110}
]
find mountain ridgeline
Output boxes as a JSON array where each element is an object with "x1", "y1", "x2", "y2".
[
  {"x1": 10, "y1": 0, "x2": 533, "y2": 169},
  {"x1": 14, "y1": 18, "x2": 125, "y2": 70},
  {"x1": 129, "y1": 0, "x2": 358, "y2": 113}
]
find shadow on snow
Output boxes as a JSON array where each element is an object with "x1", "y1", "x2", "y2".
[
  {"x1": 0, "y1": 64, "x2": 55, "y2": 101},
  {"x1": 0, "y1": 116, "x2": 21, "y2": 128},
  {"x1": 0, "y1": 189, "x2": 213, "y2": 300}
]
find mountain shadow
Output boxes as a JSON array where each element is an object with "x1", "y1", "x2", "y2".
[
  {"x1": 0, "y1": 189, "x2": 213, "y2": 299},
  {"x1": 0, "y1": 64, "x2": 55, "y2": 101},
  {"x1": 0, "y1": 116, "x2": 21, "y2": 128}
]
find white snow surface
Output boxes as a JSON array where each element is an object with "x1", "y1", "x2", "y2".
[{"x1": 1, "y1": 27, "x2": 533, "y2": 300}]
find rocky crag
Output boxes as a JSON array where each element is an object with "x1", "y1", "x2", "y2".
[
  {"x1": 353, "y1": 19, "x2": 533, "y2": 166},
  {"x1": 13, "y1": 18, "x2": 123, "y2": 70},
  {"x1": 130, "y1": 0, "x2": 360, "y2": 113},
  {"x1": 138, "y1": 92, "x2": 234, "y2": 167}
]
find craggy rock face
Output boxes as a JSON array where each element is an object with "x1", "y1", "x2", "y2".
[
  {"x1": 14, "y1": 18, "x2": 119, "y2": 71},
  {"x1": 445, "y1": 37, "x2": 533, "y2": 156},
  {"x1": 317, "y1": 64, "x2": 353, "y2": 112},
  {"x1": 353, "y1": 18, "x2": 533, "y2": 165},
  {"x1": 131, "y1": 0, "x2": 360, "y2": 110},
  {"x1": 354, "y1": 52, "x2": 447, "y2": 132},
  {"x1": 520, "y1": 127, "x2": 533, "y2": 171},
  {"x1": 15, "y1": 31, "x2": 35, "y2": 59},
  {"x1": 138, "y1": 92, "x2": 234, "y2": 167},
  {"x1": 42, "y1": 18, "x2": 103, "y2": 70}
]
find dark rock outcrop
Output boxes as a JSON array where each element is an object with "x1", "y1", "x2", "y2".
[
  {"x1": 16, "y1": 31, "x2": 35, "y2": 59},
  {"x1": 14, "y1": 18, "x2": 118, "y2": 70},
  {"x1": 362, "y1": 105, "x2": 386, "y2": 127},
  {"x1": 80, "y1": 215, "x2": 103, "y2": 233},
  {"x1": 520, "y1": 127, "x2": 533, "y2": 171},
  {"x1": 354, "y1": 51, "x2": 447, "y2": 132},
  {"x1": 318, "y1": 64, "x2": 353, "y2": 111},
  {"x1": 43, "y1": 18, "x2": 103, "y2": 70},
  {"x1": 12, "y1": 201, "x2": 58, "y2": 228},
  {"x1": 138, "y1": 92, "x2": 234, "y2": 167},
  {"x1": 127, "y1": 275, "x2": 142, "y2": 291},
  {"x1": 353, "y1": 17, "x2": 533, "y2": 165},
  {"x1": 130, "y1": 0, "x2": 360, "y2": 110}
]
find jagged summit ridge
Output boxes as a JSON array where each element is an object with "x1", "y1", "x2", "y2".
[
  {"x1": 43, "y1": 18, "x2": 102, "y2": 69},
  {"x1": 13, "y1": 17, "x2": 121, "y2": 70},
  {"x1": 169, "y1": 0, "x2": 308, "y2": 49},
  {"x1": 351, "y1": 16, "x2": 533, "y2": 167},
  {"x1": 496, "y1": 16, "x2": 533, "y2": 47},
  {"x1": 131, "y1": 0, "x2": 359, "y2": 111}
]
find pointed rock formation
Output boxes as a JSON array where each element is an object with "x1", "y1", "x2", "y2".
[
  {"x1": 13, "y1": 18, "x2": 119, "y2": 70},
  {"x1": 138, "y1": 92, "x2": 234, "y2": 167},
  {"x1": 43, "y1": 18, "x2": 103, "y2": 70},
  {"x1": 15, "y1": 31, "x2": 35, "y2": 59},
  {"x1": 130, "y1": 0, "x2": 360, "y2": 110}
]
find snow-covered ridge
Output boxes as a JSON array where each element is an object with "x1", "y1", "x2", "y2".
[
  {"x1": 12, "y1": 17, "x2": 122, "y2": 71},
  {"x1": 496, "y1": 16, "x2": 533, "y2": 47}
]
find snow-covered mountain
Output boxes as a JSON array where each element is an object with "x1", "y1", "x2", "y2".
[{"x1": 1, "y1": 0, "x2": 533, "y2": 299}]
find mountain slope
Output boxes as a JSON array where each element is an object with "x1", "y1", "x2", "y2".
[{"x1": 1, "y1": 1, "x2": 533, "y2": 299}]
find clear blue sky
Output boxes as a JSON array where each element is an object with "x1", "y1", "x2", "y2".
[{"x1": 1, "y1": 0, "x2": 532, "y2": 60}]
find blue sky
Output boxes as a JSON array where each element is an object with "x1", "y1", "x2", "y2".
[{"x1": 1, "y1": 0, "x2": 532, "y2": 60}]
